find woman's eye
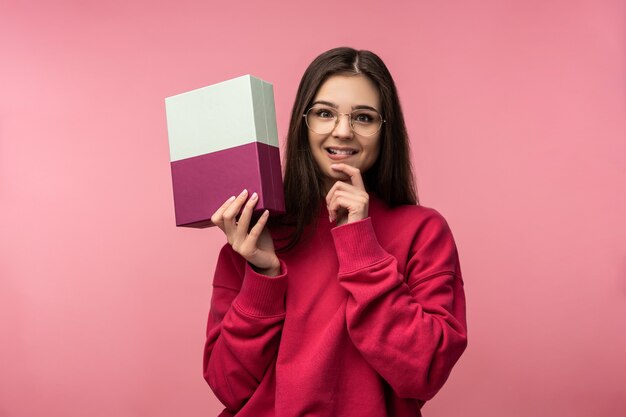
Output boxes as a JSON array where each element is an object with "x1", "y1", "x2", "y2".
[
  {"x1": 316, "y1": 109, "x2": 335, "y2": 119},
  {"x1": 354, "y1": 113, "x2": 373, "y2": 123}
]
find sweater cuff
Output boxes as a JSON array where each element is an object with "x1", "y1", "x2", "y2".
[
  {"x1": 331, "y1": 217, "x2": 389, "y2": 274},
  {"x1": 234, "y1": 259, "x2": 288, "y2": 317}
]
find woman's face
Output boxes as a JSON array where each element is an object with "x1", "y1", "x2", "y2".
[{"x1": 307, "y1": 74, "x2": 382, "y2": 191}]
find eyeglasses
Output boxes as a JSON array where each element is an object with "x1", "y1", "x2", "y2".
[{"x1": 303, "y1": 106, "x2": 385, "y2": 136}]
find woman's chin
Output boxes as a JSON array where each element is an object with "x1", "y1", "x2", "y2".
[{"x1": 332, "y1": 173, "x2": 351, "y2": 185}]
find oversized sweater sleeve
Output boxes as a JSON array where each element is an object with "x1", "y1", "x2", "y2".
[
  {"x1": 202, "y1": 244, "x2": 288, "y2": 412},
  {"x1": 330, "y1": 211, "x2": 467, "y2": 401}
]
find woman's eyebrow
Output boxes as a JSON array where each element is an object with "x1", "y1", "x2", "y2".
[
  {"x1": 353, "y1": 104, "x2": 379, "y2": 112},
  {"x1": 311, "y1": 100, "x2": 338, "y2": 108},
  {"x1": 311, "y1": 100, "x2": 379, "y2": 112}
]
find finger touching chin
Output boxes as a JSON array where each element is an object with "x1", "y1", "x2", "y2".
[{"x1": 330, "y1": 163, "x2": 349, "y2": 171}]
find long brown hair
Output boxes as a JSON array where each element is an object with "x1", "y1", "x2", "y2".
[{"x1": 273, "y1": 47, "x2": 418, "y2": 251}]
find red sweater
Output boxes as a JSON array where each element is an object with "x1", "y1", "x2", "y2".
[{"x1": 203, "y1": 196, "x2": 467, "y2": 416}]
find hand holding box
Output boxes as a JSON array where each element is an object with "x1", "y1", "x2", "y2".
[{"x1": 165, "y1": 75, "x2": 285, "y2": 228}]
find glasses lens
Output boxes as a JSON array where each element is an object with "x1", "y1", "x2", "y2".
[
  {"x1": 351, "y1": 110, "x2": 383, "y2": 136},
  {"x1": 306, "y1": 107, "x2": 337, "y2": 134}
]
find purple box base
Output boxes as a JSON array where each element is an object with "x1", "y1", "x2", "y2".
[{"x1": 170, "y1": 142, "x2": 285, "y2": 228}]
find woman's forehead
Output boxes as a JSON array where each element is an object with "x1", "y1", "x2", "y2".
[{"x1": 313, "y1": 74, "x2": 380, "y2": 109}]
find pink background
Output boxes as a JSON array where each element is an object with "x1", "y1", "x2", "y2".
[{"x1": 1, "y1": 1, "x2": 625, "y2": 416}]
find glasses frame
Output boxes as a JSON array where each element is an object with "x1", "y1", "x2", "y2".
[{"x1": 302, "y1": 107, "x2": 386, "y2": 137}]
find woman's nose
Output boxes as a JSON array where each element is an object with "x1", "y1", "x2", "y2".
[{"x1": 332, "y1": 113, "x2": 353, "y2": 139}]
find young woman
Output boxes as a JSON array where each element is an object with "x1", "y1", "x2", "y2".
[{"x1": 203, "y1": 47, "x2": 468, "y2": 417}]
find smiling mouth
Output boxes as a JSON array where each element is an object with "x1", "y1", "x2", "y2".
[{"x1": 326, "y1": 148, "x2": 357, "y2": 155}]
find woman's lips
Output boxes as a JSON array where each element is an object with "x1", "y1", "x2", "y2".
[{"x1": 326, "y1": 147, "x2": 357, "y2": 160}]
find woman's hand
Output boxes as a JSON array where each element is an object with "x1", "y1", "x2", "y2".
[
  {"x1": 326, "y1": 164, "x2": 370, "y2": 226},
  {"x1": 211, "y1": 189, "x2": 281, "y2": 277}
]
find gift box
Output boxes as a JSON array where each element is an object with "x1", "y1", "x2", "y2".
[{"x1": 165, "y1": 74, "x2": 285, "y2": 228}]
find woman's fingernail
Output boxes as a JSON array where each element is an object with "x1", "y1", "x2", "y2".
[
  {"x1": 227, "y1": 196, "x2": 236, "y2": 202},
  {"x1": 251, "y1": 192, "x2": 258, "y2": 200},
  {"x1": 239, "y1": 189, "x2": 247, "y2": 197}
]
